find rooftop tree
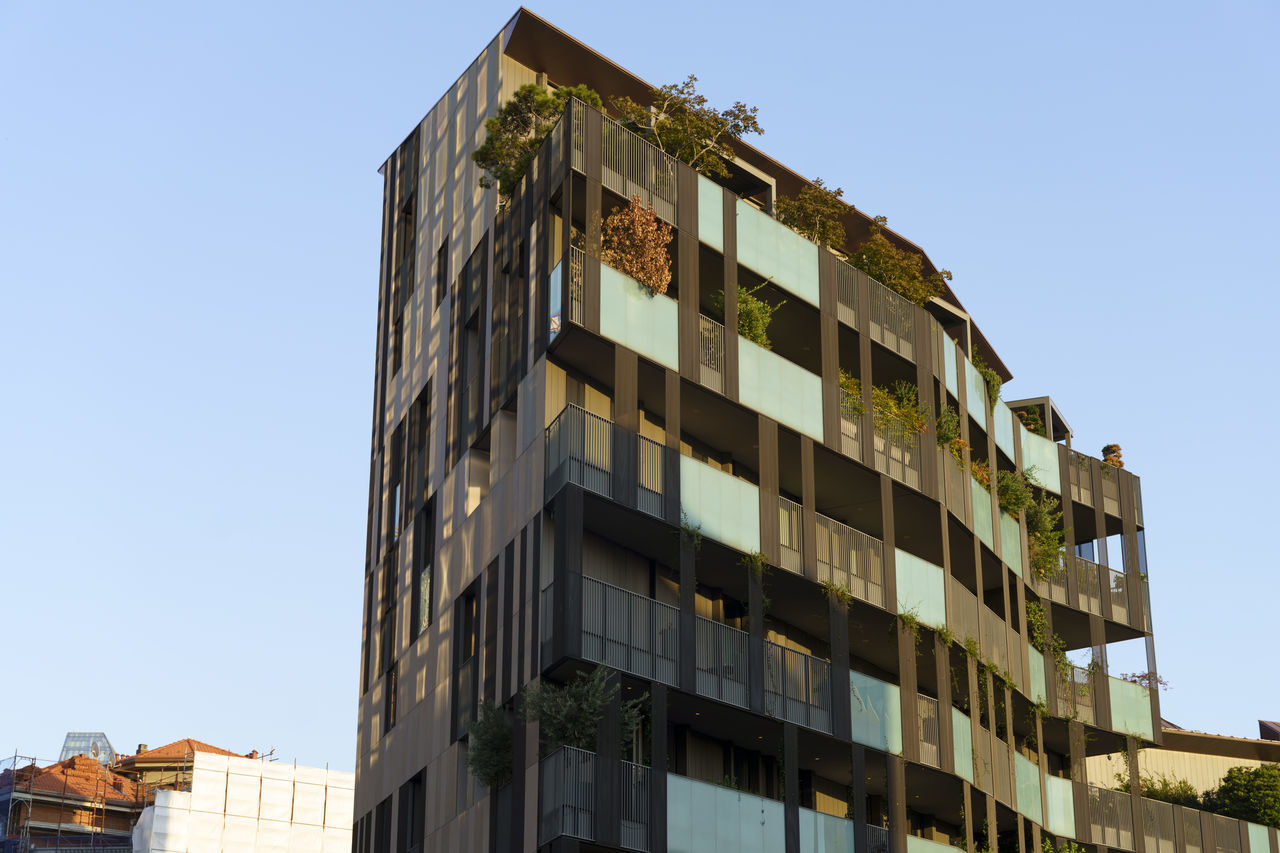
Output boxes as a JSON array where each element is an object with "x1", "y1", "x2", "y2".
[
  {"x1": 612, "y1": 75, "x2": 763, "y2": 179},
  {"x1": 776, "y1": 178, "x2": 847, "y2": 249},
  {"x1": 848, "y1": 216, "x2": 952, "y2": 306},
  {"x1": 473, "y1": 83, "x2": 602, "y2": 200}
]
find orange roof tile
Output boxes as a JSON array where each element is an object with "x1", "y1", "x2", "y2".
[
  {"x1": 1, "y1": 755, "x2": 136, "y2": 805},
  {"x1": 123, "y1": 738, "x2": 240, "y2": 763}
]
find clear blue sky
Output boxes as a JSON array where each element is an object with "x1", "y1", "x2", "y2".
[{"x1": 2, "y1": 1, "x2": 1276, "y2": 772}]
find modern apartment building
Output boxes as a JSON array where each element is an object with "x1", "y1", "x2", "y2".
[{"x1": 353, "y1": 9, "x2": 1274, "y2": 853}]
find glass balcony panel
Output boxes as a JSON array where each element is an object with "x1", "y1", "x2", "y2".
[
  {"x1": 1015, "y1": 753, "x2": 1044, "y2": 823},
  {"x1": 848, "y1": 670, "x2": 903, "y2": 755},
  {"x1": 894, "y1": 549, "x2": 947, "y2": 630},
  {"x1": 696, "y1": 617, "x2": 750, "y2": 708},
  {"x1": 698, "y1": 175, "x2": 724, "y2": 252},
  {"x1": 778, "y1": 496, "x2": 804, "y2": 573},
  {"x1": 538, "y1": 746, "x2": 596, "y2": 845},
  {"x1": 667, "y1": 775, "x2": 785, "y2": 853},
  {"x1": 549, "y1": 258, "x2": 563, "y2": 341},
  {"x1": 815, "y1": 514, "x2": 884, "y2": 608},
  {"x1": 679, "y1": 455, "x2": 761, "y2": 555},
  {"x1": 735, "y1": 200, "x2": 820, "y2": 307},
  {"x1": 764, "y1": 641, "x2": 832, "y2": 733},
  {"x1": 1044, "y1": 775, "x2": 1076, "y2": 839},
  {"x1": 697, "y1": 314, "x2": 726, "y2": 393},
  {"x1": 1021, "y1": 429, "x2": 1062, "y2": 494},
  {"x1": 964, "y1": 358, "x2": 988, "y2": 429},
  {"x1": 599, "y1": 264, "x2": 680, "y2": 371},
  {"x1": 993, "y1": 400, "x2": 1016, "y2": 458},
  {"x1": 944, "y1": 337, "x2": 958, "y2": 396},
  {"x1": 581, "y1": 576, "x2": 680, "y2": 686},
  {"x1": 1142, "y1": 797, "x2": 1177, "y2": 853},
  {"x1": 951, "y1": 708, "x2": 974, "y2": 783},
  {"x1": 971, "y1": 478, "x2": 994, "y2": 551},
  {"x1": 738, "y1": 337, "x2": 825, "y2": 443},
  {"x1": 917, "y1": 694, "x2": 940, "y2": 768},
  {"x1": 999, "y1": 511, "x2": 1022, "y2": 577},
  {"x1": 1246, "y1": 822, "x2": 1270, "y2": 853},
  {"x1": 799, "y1": 806, "x2": 855, "y2": 853},
  {"x1": 1028, "y1": 648, "x2": 1048, "y2": 704},
  {"x1": 907, "y1": 836, "x2": 955, "y2": 853},
  {"x1": 1109, "y1": 676, "x2": 1154, "y2": 740}
]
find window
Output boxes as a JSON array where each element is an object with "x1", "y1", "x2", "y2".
[
  {"x1": 452, "y1": 583, "x2": 480, "y2": 740},
  {"x1": 384, "y1": 661, "x2": 398, "y2": 735},
  {"x1": 398, "y1": 772, "x2": 425, "y2": 853},
  {"x1": 411, "y1": 495, "x2": 436, "y2": 640},
  {"x1": 387, "y1": 422, "x2": 406, "y2": 542},
  {"x1": 435, "y1": 239, "x2": 449, "y2": 308},
  {"x1": 373, "y1": 796, "x2": 392, "y2": 853},
  {"x1": 407, "y1": 382, "x2": 431, "y2": 516}
]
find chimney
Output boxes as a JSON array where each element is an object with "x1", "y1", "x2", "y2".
[
  {"x1": 137, "y1": 744, "x2": 148, "y2": 754},
  {"x1": 248, "y1": 750, "x2": 259, "y2": 760}
]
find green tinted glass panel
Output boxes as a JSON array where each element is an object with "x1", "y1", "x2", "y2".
[
  {"x1": 548, "y1": 259, "x2": 563, "y2": 340},
  {"x1": 668, "y1": 775, "x2": 785, "y2": 853},
  {"x1": 680, "y1": 455, "x2": 761, "y2": 554},
  {"x1": 1028, "y1": 648, "x2": 1047, "y2": 704},
  {"x1": 1247, "y1": 823, "x2": 1270, "y2": 853},
  {"x1": 971, "y1": 478, "x2": 994, "y2": 550},
  {"x1": 1015, "y1": 753, "x2": 1044, "y2": 823},
  {"x1": 799, "y1": 807, "x2": 854, "y2": 853},
  {"x1": 908, "y1": 836, "x2": 955, "y2": 853},
  {"x1": 1020, "y1": 429, "x2": 1062, "y2": 495},
  {"x1": 599, "y1": 264, "x2": 680, "y2": 371},
  {"x1": 738, "y1": 338, "x2": 824, "y2": 442},
  {"x1": 736, "y1": 200, "x2": 820, "y2": 306},
  {"x1": 1044, "y1": 775, "x2": 1076, "y2": 838},
  {"x1": 964, "y1": 358, "x2": 988, "y2": 429},
  {"x1": 1000, "y1": 512, "x2": 1022, "y2": 577},
  {"x1": 951, "y1": 708, "x2": 974, "y2": 783},
  {"x1": 944, "y1": 338, "x2": 958, "y2": 396},
  {"x1": 1108, "y1": 676, "x2": 1155, "y2": 740},
  {"x1": 894, "y1": 549, "x2": 947, "y2": 630},
  {"x1": 849, "y1": 670, "x2": 903, "y2": 755},
  {"x1": 994, "y1": 400, "x2": 1015, "y2": 458},
  {"x1": 698, "y1": 176, "x2": 724, "y2": 253}
]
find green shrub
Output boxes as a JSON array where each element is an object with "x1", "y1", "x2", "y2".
[{"x1": 467, "y1": 701, "x2": 513, "y2": 787}]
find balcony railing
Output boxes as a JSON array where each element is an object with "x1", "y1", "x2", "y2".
[
  {"x1": 1100, "y1": 462, "x2": 1121, "y2": 515},
  {"x1": 867, "y1": 825, "x2": 890, "y2": 853},
  {"x1": 582, "y1": 576, "x2": 680, "y2": 686},
  {"x1": 947, "y1": 578, "x2": 980, "y2": 645},
  {"x1": 981, "y1": 606, "x2": 1009, "y2": 673},
  {"x1": 839, "y1": 388, "x2": 863, "y2": 461},
  {"x1": 1107, "y1": 567, "x2": 1129, "y2": 625},
  {"x1": 539, "y1": 746, "x2": 596, "y2": 845},
  {"x1": 1181, "y1": 807, "x2": 1204, "y2": 853},
  {"x1": 695, "y1": 617, "x2": 750, "y2": 707},
  {"x1": 815, "y1": 513, "x2": 885, "y2": 608},
  {"x1": 1058, "y1": 664, "x2": 1095, "y2": 725},
  {"x1": 1142, "y1": 797, "x2": 1177, "y2": 853},
  {"x1": 636, "y1": 434, "x2": 665, "y2": 518},
  {"x1": 778, "y1": 496, "x2": 803, "y2": 573},
  {"x1": 1214, "y1": 815, "x2": 1241, "y2": 853},
  {"x1": 568, "y1": 245, "x2": 585, "y2": 325},
  {"x1": 834, "y1": 258, "x2": 859, "y2": 327},
  {"x1": 1089, "y1": 784, "x2": 1135, "y2": 851},
  {"x1": 1074, "y1": 555, "x2": 1103, "y2": 615},
  {"x1": 620, "y1": 760, "x2": 652, "y2": 852},
  {"x1": 993, "y1": 741, "x2": 1011, "y2": 804},
  {"x1": 940, "y1": 451, "x2": 969, "y2": 525},
  {"x1": 698, "y1": 314, "x2": 725, "y2": 393},
  {"x1": 764, "y1": 640, "x2": 832, "y2": 733},
  {"x1": 873, "y1": 416, "x2": 921, "y2": 489},
  {"x1": 917, "y1": 693, "x2": 941, "y2": 767},
  {"x1": 868, "y1": 279, "x2": 915, "y2": 361},
  {"x1": 1069, "y1": 449, "x2": 1093, "y2": 504},
  {"x1": 546, "y1": 404, "x2": 613, "y2": 498},
  {"x1": 1033, "y1": 558, "x2": 1068, "y2": 606}
]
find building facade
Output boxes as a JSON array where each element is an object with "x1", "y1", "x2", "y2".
[{"x1": 354, "y1": 9, "x2": 1272, "y2": 853}]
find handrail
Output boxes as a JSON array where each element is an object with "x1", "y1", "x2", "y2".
[
  {"x1": 581, "y1": 575, "x2": 680, "y2": 686},
  {"x1": 764, "y1": 639, "x2": 832, "y2": 733},
  {"x1": 778, "y1": 496, "x2": 803, "y2": 573},
  {"x1": 815, "y1": 513, "x2": 885, "y2": 608}
]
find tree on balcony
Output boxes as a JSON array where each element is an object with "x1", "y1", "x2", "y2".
[
  {"x1": 473, "y1": 83, "x2": 602, "y2": 200},
  {"x1": 711, "y1": 283, "x2": 785, "y2": 349},
  {"x1": 612, "y1": 75, "x2": 763, "y2": 179},
  {"x1": 602, "y1": 196, "x2": 673, "y2": 296},
  {"x1": 848, "y1": 216, "x2": 952, "y2": 306},
  {"x1": 776, "y1": 178, "x2": 847, "y2": 249}
]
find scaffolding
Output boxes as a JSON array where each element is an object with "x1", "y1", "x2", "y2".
[{"x1": 0, "y1": 753, "x2": 134, "y2": 852}]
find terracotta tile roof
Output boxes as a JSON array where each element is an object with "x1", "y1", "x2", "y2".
[
  {"x1": 123, "y1": 738, "x2": 240, "y2": 763},
  {"x1": 0, "y1": 755, "x2": 136, "y2": 804}
]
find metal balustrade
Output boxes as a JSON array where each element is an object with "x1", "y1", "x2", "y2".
[
  {"x1": 570, "y1": 101, "x2": 585, "y2": 172},
  {"x1": 1058, "y1": 664, "x2": 1095, "y2": 725},
  {"x1": 1181, "y1": 806, "x2": 1204, "y2": 853},
  {"x1": 839, "y1": 388, "x2": 863, "y2": 461},
  {"x1": 539, "y1": 746, "x2": 596, "y2": 845},
  {"x1": 873, "y1": 416, "x2": 921, "y2": 489},
  {"x1": 834, "y1": 258, "x2": 859, "y2": 327},
  {"x1": 1214, "y1": 815, "x2": 1242, "y2": 853},
  {"x1": 764, "y1": 641, "x2": 832, "y2": 733},
  {"x1": 917, "y1": 694, "x2": 941, "y2": 767},
  {"x1": 1089, "y1": 784, "x2": 1135, "y2": 851},
  {"x1": 546, "y1": 404, "x2": 614, "y2": 498},
  {"x1": 1100, "y1": 463, "x2": 1121, "y2": 515},
  {"x1": 567, "y1": 101, "x2": 679, "y2": 224},
  {"x1": 868, "y1": 279, "x2": 915, "y2": 360},
  {"x1": 582, "y1": 576, "x2": 680, "y2": 686},
  {"x1": 698, "y1": 314, "x2": 725, "y2": 393},
  {"x1": 947, "y1": 579, "x2": 980, "y2": 646},
  {"x1": 1069, "y1": 450, "x2": 1093, "y2": 504},
  {"x1": 1033, "y1": 558, "x2": 1068, "y2": 605},
  {"x1": 546, "y1": 113, "x2": 566, "y2": 186},
  {"x1": 1142, "y1": 797, "x2": 1177, "y2": 853},
  {"x1": 981, "y1": 606, "x2": 1009, "y2": 673},
  {"x1": 778, "y1": 496, "x2": 803, "y2": 573},
  {"x1": 696, "y1": 617, "x2": 750, "y2": 707},
  {"x1": 994, "y1": 743, "x2": 1011, "y2": 804},
  {"x1": 867, "y1": 825, "x2": 890, "y2": 853},
  {"x1": 540, "y1": 585, "x2": 554, "y2": 667},
  {"x1": 1074, "y1": 555, "x2": 1103, "y2": 615},
  {"x1": 620, "y1": 760, "x2": 652, "y2": 852},
  {"x1": 815, "y1": 514, "x2": 885, "y2": 608},
  {"x1": 943, "y1": 451, "x2": 969, "y2": 524},
  {"x1": 636, "y1": 434, "x2": 665, "y2": 518},
  {"x1": 568, "y1": 245, "x2": 585, "y2": 325},
  {"x1": 1108, "y1": 567, "x2": 1130, "y2": 625}
]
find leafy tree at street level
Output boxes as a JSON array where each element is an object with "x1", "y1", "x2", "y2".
[
  {"x1": 1204, "y1": 765, "x2": 1280, "y2": 827},
  {"x1": 612, "y1": 75, "x2": 763, "y2": 179},
  {"x1": 776, "y1": 178, "x2": 847, "y2": 248},
  {"x1": 602, "y1": 196, "x2": 673, "y2": 296},
  {"x1": 848, "y1": 216, "x2": 952, "y2": 306},
  {"x1": 711, "y1": 283, "x2": 785, "y2": 349},
  {"x1": 466, "y1": 701, "x2": 513, "y2": 787},
  {"x1": 472, "y1": 84, "x2": 603, "y2": 199}
]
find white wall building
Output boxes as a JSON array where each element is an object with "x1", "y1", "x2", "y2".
[{"x1": 132, "y1": 752, "x2": 353, "y2": 852}]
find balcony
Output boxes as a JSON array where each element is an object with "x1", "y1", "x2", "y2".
[
  {"x1": 1142, "y1": 797, "x2": 1177, "y2": 853},
  {"x1": 667, "y1": 774, "x2": 785, "y2": 853},
  {"x1": 981, "y1": 605, "x2": 1009, "y2": 674},
  {"x1": 1100, "y1": 462, "x2": 1121, "y2": 515},
  {"x1": 815, "y1": 513, "x2": 885, "y2": 609},
  {"x1": 916, "y1": 693, "x2": 940, "y2": 767},
  {"x1": 738, "y1": 336, "x2": 825, "y2": 443},
  {"x1": 778, "y1": 495, "x2": 803, "y2": 573},
  {"x1": 1088, "y1": 784, "x2": 1135, "y2": 851},
  {"x1": 697, "y1": 314, "x2": 725, "y2": 393},
  {"x1": 1108, "y1": 675, "x2": 1154, "y2": 740},
  {"x1": 764, "y1": 640, "x2": 833, "y2": 733},
  {"x1": 1033, "y1": 559, "x2": 1068, "y2": 606},
  {"x1": 1107, "y1": 566, "x2": 1130, "y2": 625},
  {"x1": 849, "y1": 669, "x2": 903, "y2": 755},
  {"x1": 1045, "y1": 774, "x2": 1077, "y2": 839},
  {"x1": 951, "y1": 707, "x2": 974, "y2": 783},
  {"x1": 1020, "y1": 427, "x2": 1062, "y2": 494},
  {"x1": 695, "y1": 616, "x2": 750, "y2": 708},
  {"x1": 1069, "y1": 449, "x2": 1093, "y2": 504},
  {"x1": 868, "y1": 278, "x2": 915, "y2": 361},
  {"x1": 1057, "y1": 664, "x2": 1095, "y2": 725},
  {"x1": 1073, "y1": 555, "x2": 1104, "y2": 615},
  {"x1": 971, "y1": 476, "x2": 994, "y2": 550},
  {"x1": 538, "y1": 746, "x2": 652, "y2": 851},
  {"x1": 946, "y1": 579, "x2": 979, "y2": 646},
  {"x1": 680, "y1": 454, "x2": 761, "y2": 555},
  {"x1": 839, "y1": 387, "x2": 863, "y2": 462},
  {"x1": 873, "y1": 416, "x2": 921, "y2": 490},
  {"x1": 1015, "y1": 752, "x2": 1043, "y2": 824},
  {"x1": 544, "y1": 405, "x2": 669, "y2": 520},
  {"x1": 581, "y1": 576, "x2": 680, "y2": 686}
]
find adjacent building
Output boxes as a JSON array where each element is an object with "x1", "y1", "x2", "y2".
[{"x1": 353, "y1": 8, "x2": 1273, "y2": 853}]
